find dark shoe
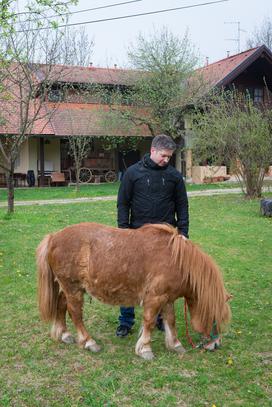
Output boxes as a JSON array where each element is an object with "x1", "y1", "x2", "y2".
[
  {"x1": 156, "y1": 319, "x2": 165, "y2": 332},
  {"x1": 116, "y1": 325, "x2": 132, "y2": 337}
]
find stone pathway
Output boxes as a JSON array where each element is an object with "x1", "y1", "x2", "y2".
[
  {"x1": 0, "y1": 186, "x2": 271, "y2": 208},
  {"x1": 0, "y1": 195, "x2": 116, "y2": 207}
]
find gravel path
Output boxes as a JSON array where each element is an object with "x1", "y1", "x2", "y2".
[{"x1": 1, "y1": 187, "x2": 270, "y2": 208}]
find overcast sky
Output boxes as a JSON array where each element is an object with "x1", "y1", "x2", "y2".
[
  {"x1": 16, "y1": 0, "x2": 272, "y2": 67},
  {"x1": 64, "y1": 0, "x2": 272, "y2": 68}
]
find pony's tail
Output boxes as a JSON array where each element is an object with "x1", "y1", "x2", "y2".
[{"x1": 37, "y1": 234, "x2": 59, "y2": 322}]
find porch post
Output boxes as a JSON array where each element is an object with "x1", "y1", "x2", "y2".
[
  {"x1": 175, "y1": 146, "x2": 182, "y2": 173},
  {"x1": 184, "y1": 116, "x2": 193, "y2": 181},
  {"x1": 39, "y1": 137, "x2": 45, "y2": 187},
  {"x1": 185, "y1": 149, "x2": 192, "y2": 179},
  {"x1": 175, "y1": 135, "x2": 184, "y2": 174}
]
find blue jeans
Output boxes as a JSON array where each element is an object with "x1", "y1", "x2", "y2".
[
  {"x1": 118, "y1": 307, "x2": 163, "y2": 328},
  {"x1": 119, "y1": 307, "x2": 135, "y2": 328}
]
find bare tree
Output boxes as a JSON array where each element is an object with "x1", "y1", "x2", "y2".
[
  {"x1": 0, "y1": 5, "x2": 96, "y2": 210},
  {"x1": 0, "y1": 1, "x2": 78, "y2": 38},
  {"x1": 67, "y1": 135, "x2": 93, "y2": 192},
  {"x1": 58, "y1": 27, "x2": 94, "y2": 67},
  {"x1": 38, "y1": 26, "x2": 94, "y2": 67},
  {"x1": 0, "y1": 22, "x2": 68, "y2": 213},
  {"x1": 54, "y1": 85, "x2": 94, "y2": 192},
  {"x1": 47, "y1": 29, "x2": 95, "y2": 191},
  {"x1": 247, "y1": 17, "x2": 272, "y2": 50}
]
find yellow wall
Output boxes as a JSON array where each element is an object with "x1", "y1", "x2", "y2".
[
  {"x1": 0, "y1": 137, "x2": 60, "y2": 176},
  {"x1": 35, "y1": 137, "x2": 61, "y2": 173},
  {"x1": 14, "y1": 139, "x2": 29, "y2": 173},
  {"x1": 44, "y1": 138, "x2": 61, "y2": 172},
  {"x1": 28, "y1": 138, "x2": 38, "y2": 176}
]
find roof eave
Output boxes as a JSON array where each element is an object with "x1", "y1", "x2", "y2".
[{"x1": 215, "y1": 45, "x2": 272, "y2": 88}]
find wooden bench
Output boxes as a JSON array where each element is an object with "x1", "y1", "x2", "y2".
[
  {"x1": 38, "y1": 171, "x2": 52, "y2": 187},
  {"x1": 14, "y1": 173, "x2": 27, "y2": 187},
  {"x1": 49, "y1": 172, "x2": 66, "y2": 187}
]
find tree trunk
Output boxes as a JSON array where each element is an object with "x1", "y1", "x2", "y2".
[
  {"x1": 75, "y1": 163, "x2": 80, "y2": 192},
  {"x1": 244, "y1": 168, "x2": 264, "y2": 198},
  {"x1": 7, "y1": 168, "x2": 15, "y2": 214},
  {"x1": 245, "y1": 180, "x2": 262, "y2": 199}
]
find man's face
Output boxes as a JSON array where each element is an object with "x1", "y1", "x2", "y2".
[{"x1": 150, "y1": 147, "x2": 174, "y2": 167}]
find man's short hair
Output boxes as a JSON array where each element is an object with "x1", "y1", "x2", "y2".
[{"x1": 151, "y1": 134, "x2": 176, "y2": 151}]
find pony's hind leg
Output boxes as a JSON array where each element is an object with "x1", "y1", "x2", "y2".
[
  {"x1": 162, "y1": 303, "x2": 186, "y2": 354},
  {"x1": 51, "y1": 291, "x2": 75, "y2": 344},
  {"x1": 66, "y1": 290, "x2": 101, "y2": 353}
]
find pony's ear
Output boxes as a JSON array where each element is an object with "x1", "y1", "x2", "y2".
[{"x1": 226, "y1": 293, "x2": 233, "y2": 302}]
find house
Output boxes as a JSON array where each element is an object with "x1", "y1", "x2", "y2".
[
  {"x1": 184, "y1": 44, "x2": 272, "y2": 182},
  {"x1": 0, "y1": 64, "x2": 152, "y2": 186},
  {"x1": 1, "y1": 45, "x2": 272, "y2": 186}
]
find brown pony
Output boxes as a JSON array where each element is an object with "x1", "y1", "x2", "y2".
[{"x1": 37, "y1": 223, "x2": 231, "y2": 360}]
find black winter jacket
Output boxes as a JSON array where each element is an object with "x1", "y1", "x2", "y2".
[{"x1": 117, "y1": 154, "x2": 189, "y2": 237}]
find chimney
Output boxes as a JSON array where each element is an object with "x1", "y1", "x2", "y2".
[
  {"x1": 89, "y1": 62, "x2": 93, "y2": 67},
  {"x1": 227, "y1": 51, "x2": 230, "y2": 58},
  {"x1": 206, "y1": 57, "x2": 209, "y2": 66},
  {"x1": 114, "y1": 64, "x2": 117, "y2": 69}
]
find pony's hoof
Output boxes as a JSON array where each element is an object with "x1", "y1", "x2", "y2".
[
  {"x1": 173, "y1": 344, "x2": 186, "y2": 354},
  {"x1": 139, "y1": 351, "x2": 154, "y2": 361},
  {"x1": 203, "y1": 337, "x2": 220, "y2": 351},
  {"x1": 85, "y1": 340, "x2": 101, "y2": 353},
  {"x1": 61, "y1": 332, "x2": 75, "y2": 344}
]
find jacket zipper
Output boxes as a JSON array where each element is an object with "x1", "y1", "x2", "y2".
[{"x1": 162, "y1": 176, "x2": 165, "y2": 186}]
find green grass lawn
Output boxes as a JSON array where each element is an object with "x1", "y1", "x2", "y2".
[
  {"x1": 0, "y1": 194, "x2": 271, "y2": 406},
  {"x1": 0, "y1": 181, "x2": 247, "y2": 202}
]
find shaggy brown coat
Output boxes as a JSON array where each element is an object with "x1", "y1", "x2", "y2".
[{"x1": 37, "y1": 223, "x2": 231, "y2": 357}]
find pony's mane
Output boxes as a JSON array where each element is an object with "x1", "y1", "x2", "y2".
[
  {"x1": 140, "y1": 223, "x2": 178, "y2": 235},
  {"x1": 141, "y1": 224, "x2": 230, "y2": 333},
  {"x1": 140, "y1": 223, "x2": 230, "y2": 332},
  {"x1": 171, "y1": 234, "x2": 230, "y2": 332}
]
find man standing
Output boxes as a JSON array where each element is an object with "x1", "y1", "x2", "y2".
[{"x1": 116, "y1": 134, "x2": 189, "y2": 337}]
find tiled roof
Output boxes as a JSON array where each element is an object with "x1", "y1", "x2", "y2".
[
  {"x1": 0, "y1": 100, "x2": 151, "y2": 137},
  {"x1": 46, "y1": 102, "x2": 152, "y2": 137},
  {"x1": 0, "y1": 100, "x2": 55, "y2": 135},
  {"x1": 34, "y1": 64, "x2": 142, "y2": 86},
  {"x1": 196, "y1": 46, "x2": 271, "y2": 88}
]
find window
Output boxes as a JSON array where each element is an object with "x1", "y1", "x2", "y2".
[
  {"x1": 253, "y1": 88, "x2": 263, "y2": 103},
  {"x1": 48, "y1": 89, "x2": 63, "y2": 102},
  {"x1": 246, "y1": 87, "x2": 263, "y2": 103}
]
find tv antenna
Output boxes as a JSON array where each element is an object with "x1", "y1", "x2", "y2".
[{"x1": 224, "y1": 21, "x2": 246, "y2": 53}]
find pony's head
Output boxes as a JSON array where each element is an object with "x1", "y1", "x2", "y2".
[{"x1": 186, "y1": 293, "x2": 231, "y2": 336}]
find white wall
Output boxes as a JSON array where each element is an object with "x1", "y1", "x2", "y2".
[
  {"x1": 44, "y1": 138, "x2": 61, "y2": 172},
  {"x1": 36, "y1": 138, "x2": 61, "y2": 174},
  {"x1": 14, "y1": 139, "x2": 29, "y2": 173}
]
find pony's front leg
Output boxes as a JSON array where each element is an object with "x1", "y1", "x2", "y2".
[
  {"x1": 135, "y1": 324, "x2": 154, "y2": 360},
  {"x1": 135, "y1": 298, "x2": 163, "y2": 360},
  {"x1": 162, "y1": 303, "x2": 186, "y2": 354},
  {"x1": 66, "y1": 291, "x2": 101, "y2": 353}
]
